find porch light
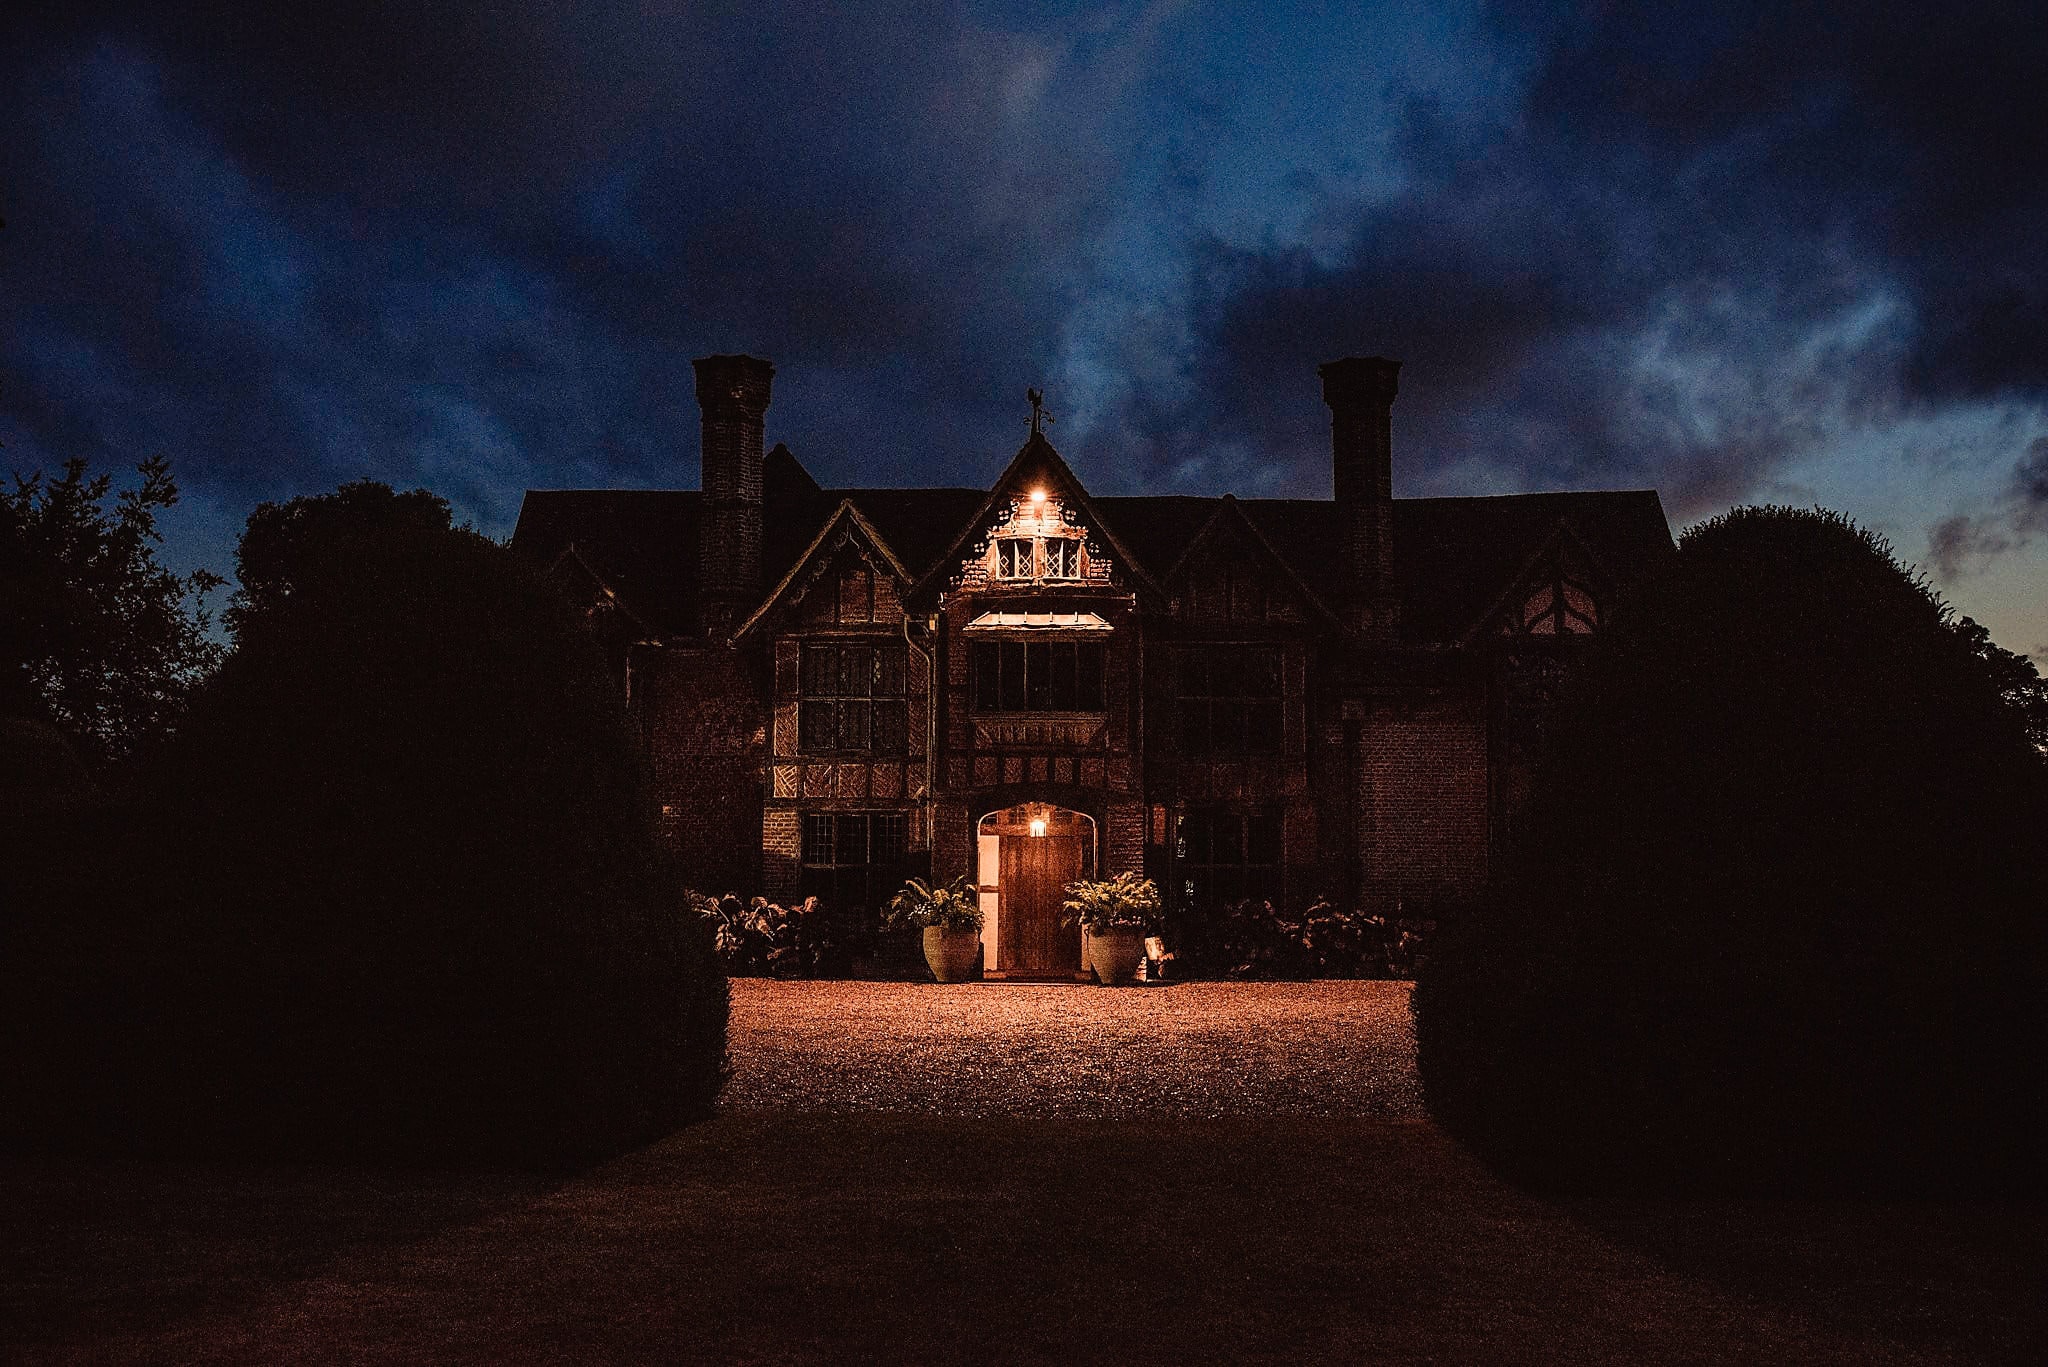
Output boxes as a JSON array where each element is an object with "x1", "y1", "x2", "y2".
[
  {"x1": 1030, "y1": 488, "x2": 1045, "y2": 504},
  {"x1": 1029, "y1": 817, "x2": 1047, "y2": 837}
]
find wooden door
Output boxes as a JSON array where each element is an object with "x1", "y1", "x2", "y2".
[{"x1": 998, "y1": 834, "x2": 1084, "y2": 976}]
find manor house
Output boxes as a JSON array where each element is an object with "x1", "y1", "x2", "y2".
[{"x1": 512, "y1": 355, "x2": 1672, "y2": 977}]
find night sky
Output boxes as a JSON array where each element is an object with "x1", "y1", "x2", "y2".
[{"x1": 4, "y1": 2, "x2": 2045, "y2": 660}]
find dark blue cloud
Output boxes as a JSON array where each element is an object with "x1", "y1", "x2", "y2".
[{"x1": 3, "y1": 0, "x2": 2046, "y2": 618}]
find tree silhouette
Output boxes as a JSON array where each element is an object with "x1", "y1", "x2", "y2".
[
  {"x1": 0, "y1": 456, "x2": 222, "y2": 772},
  {"x1": 226, "y1": 478, "x2": 457, "y2": 637},
  {"x1": 1950, "y1": 613, "x2": 2048, "y2": 757},
  {"x1": 144, "y1": 483, "x2": 728, "y2": 1164},
  {"x1": 1415, "y1": 506, "x2": 2048, "y2": 1195}
]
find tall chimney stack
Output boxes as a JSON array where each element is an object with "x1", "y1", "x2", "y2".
[
  {"x1": 693, "y1": 354, "x2": 774, "y2": 637},
  {"x1": 1319, "y1": 356, "x2": 1401, "y2": 642}
]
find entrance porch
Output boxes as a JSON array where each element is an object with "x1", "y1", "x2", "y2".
[{"x1": 975, "y1": 803, "x2": 1096, "y2": 979}]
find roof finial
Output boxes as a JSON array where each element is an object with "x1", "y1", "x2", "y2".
[{"x1": 1027, "y1": 387, "x2": 1054, "y2": 436}]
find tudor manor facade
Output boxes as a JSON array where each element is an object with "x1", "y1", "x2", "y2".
[{"x1": 512, "y1": 355, "x2": 1673, "y2": 977}]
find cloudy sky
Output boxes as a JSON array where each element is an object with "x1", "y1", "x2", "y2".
[{"x1": 4, "y1": 2, "x2": 2045, "y2": 659}]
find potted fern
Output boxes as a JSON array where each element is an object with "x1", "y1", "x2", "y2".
[
  {"x1": 887, "y1": 875, "x2": 984, "y2": 983},
  {"x1": 1061, "y1": 872, "x2": 1161, "y2": 986}
]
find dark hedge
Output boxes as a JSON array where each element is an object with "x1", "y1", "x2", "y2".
[
  {"x1": 1413, "y1": 506, "x2": 2048, "y2": 1196},
  {"x1": 4, "y1": 508, "x2": 727, "y2": 1167}
]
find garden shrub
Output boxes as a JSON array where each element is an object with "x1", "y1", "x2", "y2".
[
  {"x1": 1413, "y1": 506, "x2": 2048, "y2": 1195},
  {"x1": 1187, "y1": 898, "x2": 1436, "y2": 979},
  {"x1": 693, "y1": 892, "x2": 849, "y2": 977},
  {"x1": 123, "y1": 488, "x2": 728, "y2": 1167}
]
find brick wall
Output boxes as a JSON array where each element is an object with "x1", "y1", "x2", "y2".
[
  {"x1": 930, "y1": 800, "x2": 974, "y2": 885},
  {"x1": 762, "y1": 807, "x2": 800, "y2": 902},
  {"x1": 1104, "y1": 799, "x2": 1146, "y2": 876},
  {"x1": 1355, "y1": 689, "x2": 1489, "y2": 906}
]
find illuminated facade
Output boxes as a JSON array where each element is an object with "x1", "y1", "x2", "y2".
[{"x1": 513, "y1": 355, "x2": 1673, "y2": 976}]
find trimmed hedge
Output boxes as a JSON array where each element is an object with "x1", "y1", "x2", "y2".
[
  {"x1": 6, "y1": 507, "x2": 728, "y2": 1167},
  {"x1": 1414, "y1": 507, "x2": 2048, "y2": 1195}
]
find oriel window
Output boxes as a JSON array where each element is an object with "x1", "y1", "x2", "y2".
[{"x1": 971, "y1": 639, "x2": 1106, "y2": 712}]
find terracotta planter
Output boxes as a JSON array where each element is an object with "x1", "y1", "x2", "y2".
[
  {"x1": 922, "y1": 925, "x2": 982, "y2": 983},
  {"x1": 1089, "y1": 928, "x2": 1144, "y2": 986}
]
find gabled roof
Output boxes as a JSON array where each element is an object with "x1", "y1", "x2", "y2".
[
  {"x1": 513, "y1": 453, "x2": 1673, "y2": 648},
  {"x1": 1158, "y1": 494, "x2": 1345, "y2": 628},
  {"x1": 731, "y1": 499, "x2": 914, "y2": 644},
  {"x1": 1457, "y1": 516, "x2": 1614, "y2": 645},
  {"x1": 512, "y1": 489, "x2": 701, "y2": 635},
  {"x1": 1145, "y1": 489, "x2": 1672, "y2": 644},
  {"x1": 905, "y1": 433, "x2": 1162, "y2": 605},
  {"x1": 546, "y1": 542, "x2": 659, "y2": 637},
  {"x1": 1381, "y1": 490, "x2": 1672, "y2": 644}
]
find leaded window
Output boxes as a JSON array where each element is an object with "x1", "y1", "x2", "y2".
[
  {"x1": 971, "y1": 639, "x2": 1106, "y2": 712},
  {"x1": 991, "y1": 533, "x2": 1083, "y2": 581},
  {"x1": 798, "y1": 641, "x2": 908, "y2": 754},
  {"x1": 1177, "y1": 646, "x2": 1283, "y2": 754},
  {"x1": 1178, "y1": 807, "x2": 1283, "y2": 912},
  {"x1": 1043, "y1": 537, "x2": 1081, "y2": 578},
  {"x1": 1501, "y1": 562, "x2": 1598, "y2": 635},
  {"x1": 799, "y1": 811, "x2": 908, "y2": 917},
  {"x1": 995, "y1": 538, "x2": 1031, "y2": 579}
]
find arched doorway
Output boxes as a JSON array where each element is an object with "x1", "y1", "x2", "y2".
[{"x1": 976, "y1": 803, "x2": 1097, "y2": 978}]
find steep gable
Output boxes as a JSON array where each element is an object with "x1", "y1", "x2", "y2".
[
  {"x1": 1160, "y1": 496, "x2": 1340, "y2": 630},
  {"x1": 732, "y1": 500, "x2": 914, "y2": 644},
  {"x1": 908, "y1": 434, "x2": 1160, "y2": 606},
  {"x1": 511, "y1": 489, "x2": 700, "y2": 635},
  {"x1": 1468, "y1": 519, "x2": 1610, "y2": 641}
]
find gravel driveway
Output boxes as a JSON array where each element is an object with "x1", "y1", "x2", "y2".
[{"x1": 723, "y1": 979, "x2": 1424, "y2": 1120}]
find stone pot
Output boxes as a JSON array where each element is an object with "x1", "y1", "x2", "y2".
[
  {"x1": 1089, "y1": 928, "x2": 1145, "y2": 986},
  {"x1": 922, "y1": 925, "x2": 982, "y2": 983}
]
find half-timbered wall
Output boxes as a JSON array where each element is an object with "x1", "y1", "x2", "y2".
[
  {"x1": 1143, "y1": 514, "x2": 1322, "y2": 909},
  {"x1": 759, "y1": 547, "x2": 929, "y2": 902}
]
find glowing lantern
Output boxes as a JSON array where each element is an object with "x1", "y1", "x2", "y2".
[{"x1": 1029, "y1": 817, "x2": 1047, "y2": 837}]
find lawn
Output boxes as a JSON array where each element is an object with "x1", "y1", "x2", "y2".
[{"x1": 3, "y1": 981, "x2": 2042, "y2": 1363}]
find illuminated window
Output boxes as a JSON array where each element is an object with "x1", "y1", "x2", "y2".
[
  {"x1": 798, "y1": 641, "x2": 908, "y2": 754},
  {"x1": 992, "y1": 534, "x2": 1083, "y2": 580},
  {"x1": 1043, "y1": 537, "x2": 1082, "y2": 578},
  {"x1": 1177, "y1": 646, "x2": 1283, "y2": 755},
  {"x1": 995, "y1": 538, "x2": 1032, "y2": 579},
  {"x1": 971, "y1": 639, "x2": 1106, "y2": 711}
]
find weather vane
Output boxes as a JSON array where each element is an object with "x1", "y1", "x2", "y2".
[{"x1": 1027, "y1": 387, "x2": 1054, "y2": 436}]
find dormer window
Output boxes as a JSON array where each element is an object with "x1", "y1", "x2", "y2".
[
  {"x1": 996, "y1": 538, "x2": 1031, "y2": 579},
  {"x1": 992, "y1": 533, "x2": 1083, "y2": 581},
  {"x1": 1043, "y1": 537, "x2": 1081, "y2": 579}
]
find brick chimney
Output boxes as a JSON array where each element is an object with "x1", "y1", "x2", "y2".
[
  {"x1": 1319, "y1": 356, "x2": 1401, "y2": 642},
  {"x1": 693, "y1": 354, "x2": 774, "y2": 636}
]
